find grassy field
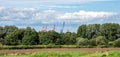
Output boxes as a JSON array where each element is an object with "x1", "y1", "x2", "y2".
[{"x1": 0, "y1": 51, "x2": 120, "y2": 57}]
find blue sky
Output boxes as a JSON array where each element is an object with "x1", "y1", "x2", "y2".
[{"x1": 0, "y1": 0, "x2": 120, "y2": 32}]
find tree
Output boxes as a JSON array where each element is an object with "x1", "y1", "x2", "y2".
[
  {"x1": 77, "y1": 25, "x2": 87, "y2": 38},
  {"x1": 0, "y1": 26, "x2": 5, "y2": 38},
  {"x1": 4, "y1": 26, "x2": 18, "y2": 35},
  {"x1": 61, "y1": 32, "x2": 77, "y2": 45},
  {"x1": 39, "y1": 31, "x2": 62, "y2": 45},
  {"x1": 3, "y1": 29, "x2": 25, "y2": 45},
  {"x1": 22, "y1": 27, "x2": 39, "y2": 45},
  {"x1": 101, "y1": 23, "x2": 120, "y2": 41},
  {"x1": 0, "y1": 26, "x2": 5, "y2": 44},
  {"x1": 0, "y1": 26, "x2": 18, "y2": 40},
  {"x1": 86, "y1": 24, "x2": 101, "y2": 39}
]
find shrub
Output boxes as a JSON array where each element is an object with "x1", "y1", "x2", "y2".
[
  {"x1": 76, "y1": 37, "x2": 89, "y2": 47},
  {"x1": 89, "y1": 38, "x2": 97, "y2": 46},
  {"x1": 96, "y1": 36, "x2": 108, "y2": 45},
  {"x1": 113, "y1": 38, "x2": 120, "y2": 47},
  {"x1": 89, "y1": 36, "x2": 108, "y2": 47}
]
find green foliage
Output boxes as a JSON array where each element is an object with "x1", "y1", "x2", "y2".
[
  {"x1": 89, "y1": 38, "x2": 97, "y2": 46},
  {"x1": 39, "y1": 31, "x2": 62, "y2": 45},
  {"x1": 4, "y1": 26, "x2": 18, "y2": 36},
  {"x1": 89, "y1": 36, "x2": 108, "y2": 47},
  {"x1": 77, "y1": 25, "x2": 87, "y2": 38},
  {"x1": 113, "y1": 38, "x2": 120, "y2": 47},
  {"x1": 0, "y1": 23, "x2": 120, "y2": 48},
  {"x1": 22, "y1": 27, "x2": 39, "y2": 45},
  {"x1": 61, "y1": 32, "x2": 77, "y2": 45},
  {"x1": 86, "y1": 24, "x2": 101, "y2": 39},
  {"x1": 101, "y1": 23, "x2": 120, "y2": 41},
  {"x1": 0, "y1": 26, "x2": 5, "y2": 38},
  {"x1": 3, "y1": 29, "x2": 24, "y2": 45},
  {"x1": 95, "y1": 36, "x2": 108, "y2": 45},
  {"x1": 76, "y1": 37, "x2": 89, "y2": 47}
]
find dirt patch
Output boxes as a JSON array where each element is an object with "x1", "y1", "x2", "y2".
[{"x1": 0, "y1": 48, "x2": 120, "y2": 54}]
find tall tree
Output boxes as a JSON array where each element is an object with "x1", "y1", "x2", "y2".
[
  {"x1": 77, "y1": 25, "x2": 87, "y2": 38},
  {"x1": 39, "y1": 31, "x2": 62, "y2": 45},
  {"x1": 3, "y1": 29, "x2": 25, "y2": 45},
  {"x1": 101, "y1": 23, "x2": 120, "y2": 41},
  {"x1": 62, "y1": 32, "x2": 77, "y2": 45},
  {"x1": 22, "y1": 27, "x2": 39, "y2": 45}
]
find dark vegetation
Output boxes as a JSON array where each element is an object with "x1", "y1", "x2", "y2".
[{"x1": 0, "y1": 23, "x2": 120, "y2": 49}]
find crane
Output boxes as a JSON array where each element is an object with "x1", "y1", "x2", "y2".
[
  {"x1": 60, "y1": 22, "x2": 65, "y2": 33},
  {"x1": 52, "y1": 25, "x2": 56, "y2": 31}
]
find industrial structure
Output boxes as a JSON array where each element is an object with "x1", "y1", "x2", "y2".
[{"x1": 41, "y1": 22, "x2": 65, "y2": 33}]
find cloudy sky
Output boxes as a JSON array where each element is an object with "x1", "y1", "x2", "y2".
[{"x1": 0, "y1": 0, "x2": 120, "y2": 32}]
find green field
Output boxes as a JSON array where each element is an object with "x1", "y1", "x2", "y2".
[{"x1": 0, "y1": 51, "x2": 120, "y2": 57}]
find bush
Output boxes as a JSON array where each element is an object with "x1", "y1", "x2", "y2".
[
  {"x1": 96, "y1": 36, "x2": 108, "y2": 45},
  {"x1": 89, "y1": 36, "x2": 108, "y2": 47},
  {"x1": 76, "y1": 37, "x2": 89, "y2": 47},
  {"x1": 89, "y1": 38, "x2": 97, "y2": 46},
  {"x1": 113, "y1": 38, "x2": 120, "y2": 47}
]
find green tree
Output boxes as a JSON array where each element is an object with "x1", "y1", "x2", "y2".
[
  {"x1": 77, "y1": 25, "x2": 87, "y2": 38},
  {"x1": 0, "y1": 26, "x2": 5, "y2": 38},
  {"x1": 86, "y1": 24, "x2": 101, "y2": 39},
  {"x1": 39, "y1": 31, "x2": 62, "y2": 45},
  {"x1": 4, "y1": 26, "x2": 18, "y2": 35},
  {"x1": 3, "y1": 29, "x2": 25, "y2": 45},
  {"x1": 22, "y1": 27, "x2": 39, "y2": 45},
  {"x1": 101, "y1": 23, "x2": 120, "y2": 41},
  {"x1": 0, "y1": 26, "x2": 18, "y2": 43},
  {"x1": 62, "y1": 32, "x2": 77, "y2": 45}
]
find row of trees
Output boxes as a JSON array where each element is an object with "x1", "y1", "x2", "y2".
[
  {"x1": 0, "y1": 23, "x2": 120, "y2": 47},
  {"x1": 77, "y1": 23, "x2": 120, "y2": 47},
  {"x1": 77, "y1": 23, "x2": 120, "y2": 40},
  {"x1": 0, "y1": 26, "x2": 76, "y2": 45}
]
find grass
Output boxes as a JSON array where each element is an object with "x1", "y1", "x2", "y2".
[
  {"x1": 0, "y1": 54, "x2": 29, "y2": 57},
  {"x1": 0, "y1": 51, "x2": 120, "y2": 57},
  {"x1": 0, "y1": 45, "x2": 77, "y2": 50}
]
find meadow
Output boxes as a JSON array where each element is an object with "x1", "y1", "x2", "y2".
[{"x1": 0, "y1": 50, "x2": 120, "y2": 57}]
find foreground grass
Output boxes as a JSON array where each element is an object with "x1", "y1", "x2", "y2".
[
  {"x1": 0, "y1": 51, "x2": 120, "y2": 57},
  {"x1": 0, "y1": 54, "x2": 29, "y2": 57}
]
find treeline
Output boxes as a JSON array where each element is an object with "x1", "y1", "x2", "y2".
[{"x1": 0, "y1": 23, "x2": 120, "y2": 47}]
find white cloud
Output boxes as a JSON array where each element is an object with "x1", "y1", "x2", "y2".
[
  {"x1": 58, "y1": 11, "x2": 117, "y2": 21},
  {"x1": 39, "y1": 5, "x2": 77, "y2": 9},
  {"x1": 0, "y1": 6, "x2": 119, "y2": 25}
]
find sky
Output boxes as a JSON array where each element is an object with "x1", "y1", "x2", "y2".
[{"x1": 0, "y1": 0, "x2": 120, "y2": 32}]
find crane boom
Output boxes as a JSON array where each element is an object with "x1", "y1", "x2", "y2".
[{"x1": 61, "y1": 22, "x2": 65, "y2": 33}]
